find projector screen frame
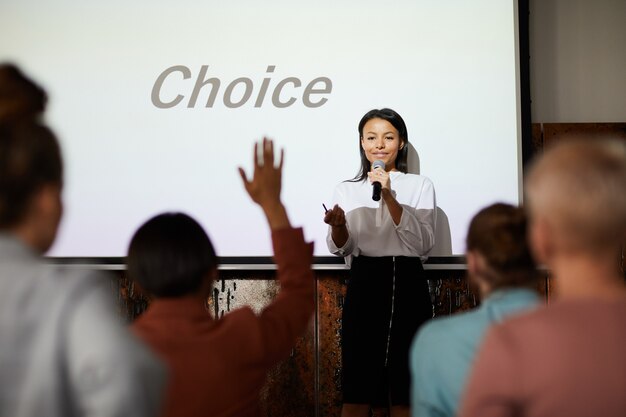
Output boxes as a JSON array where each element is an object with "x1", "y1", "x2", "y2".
[
  {"x1": 42, "y1": 0, "x2": 532, "y2": 268},
  {"x1": 45, "y1": 256, "x2": 469, "y2": 271}
]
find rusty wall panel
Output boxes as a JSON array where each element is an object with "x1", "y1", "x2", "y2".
[
  {"x1": 316, "y1": 274, "x2": 346, "y2": 417},
  {"x1": 427, "y1": 273, "x2": 478, "y2": 316},
  {"x1": 115, "y1": 273, "x2": 146, "y2": 322},
  {"x1": 542, "y1": 122, "x2": 626, "y2": 148}
]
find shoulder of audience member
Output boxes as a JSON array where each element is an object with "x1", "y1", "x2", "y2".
[
  {"x1": 413, "y1": 309, "x2": 481, "y2": 354},
  {"x1": 53, "y1": 266, "x2": 111, "y2": 290},
  {"x1": 483, "y1": 303, "x2": 552, "y2": 345}
]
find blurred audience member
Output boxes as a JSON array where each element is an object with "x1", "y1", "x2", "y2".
[
  {"x1": 0, "y1": 63, "x2": 165, "y2": 417},
  {"x1": 129, "y1": 138, "x2": 315, "y2": 417},
  {"x1": 410, "y1": 203, "x2": 540, "y2": 417},
  {"x1": 460, "y1": 138, "x2": 626, "y2": 417}
]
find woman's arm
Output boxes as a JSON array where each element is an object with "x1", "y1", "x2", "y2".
[
  {"x1": 382, "y1": 188, "x2": 403, "y2": 225},
  {"x1": 368, "y1": 169, "x2": 403, "y2": 225},
  {"x1": 371, "y1": 171, "x2": 436, "y2": 255}
]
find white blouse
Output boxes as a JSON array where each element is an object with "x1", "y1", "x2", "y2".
[{"x1": 326, "y1": 171, "x2": 436, "y2": 262}]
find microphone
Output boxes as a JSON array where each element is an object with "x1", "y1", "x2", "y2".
[{"x1": 371, "y1": 160, "x2": 385, "y2": 201}]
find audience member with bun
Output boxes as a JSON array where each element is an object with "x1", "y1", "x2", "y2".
[
  {"x1": 411, "y1": 203, "x2": 540, "y2": 417},
  {"x1": 0, "y1": 63, "x2": 165, "y2": 417},
  {"x1": 460, "y1": 138, "x2": 626, "y2": 417}
]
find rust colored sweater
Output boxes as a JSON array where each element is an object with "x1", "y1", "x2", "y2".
[{"x1": 132, "y1": 227, "x2": 314, "y2": 417}]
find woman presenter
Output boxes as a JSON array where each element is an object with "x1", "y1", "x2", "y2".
[{"x1": 324, "y1": 108, "x2": 436, "y2": 417}]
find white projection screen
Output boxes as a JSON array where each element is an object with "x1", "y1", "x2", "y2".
[{"x1": 1, "y1": 0, "x2": 525, "y2": 260}]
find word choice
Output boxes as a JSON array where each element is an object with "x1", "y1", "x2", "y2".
[{"x1": 151, "y1": 65, "x2": 332, "y2": 109}]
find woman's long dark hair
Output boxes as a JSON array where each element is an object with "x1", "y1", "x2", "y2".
[{"x1": 349, "y1": 108, "x2": 409, "y2": 182}]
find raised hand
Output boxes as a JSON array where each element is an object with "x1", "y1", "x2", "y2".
[{"x1": 238, "y1": 137, "x2": 290, "y2": 230}]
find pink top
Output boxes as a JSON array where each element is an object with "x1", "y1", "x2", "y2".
[{"x1": 459, "y1": 297, "x2": 626, "y2": 417}]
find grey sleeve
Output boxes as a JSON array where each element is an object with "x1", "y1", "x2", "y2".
[
  {"x1": 65, "y1": 278, "x2": 166, "y2": 417},
  {"x1": 393, "y1": 178, "x2": 436, "y2": 255}
]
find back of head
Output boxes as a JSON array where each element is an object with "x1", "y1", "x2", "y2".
[
  {"x1": 0, "y1": 64, "x2": 62, "y2": 230},
  {"x1": 525, "y1": 138, "x2": 626, "y2": 253},
  {"x1": 127, "y1": 213, "x2": 217, "y2": 298},
  {"x1": 466, "y1": 203, "x2": 537, "y2": 290}
]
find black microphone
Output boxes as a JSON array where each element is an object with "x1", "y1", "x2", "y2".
[{"x1": 371, "y1": 160, "x2": 385, "y2": 201}]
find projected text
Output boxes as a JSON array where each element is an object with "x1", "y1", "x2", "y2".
[{"x1": 152, "y1": 65, "x2": 333, "y2": 109}]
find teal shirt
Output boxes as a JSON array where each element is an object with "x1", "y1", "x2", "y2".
[{"x1": 410, "y1": 288, "x2": 540, "y2": 417}]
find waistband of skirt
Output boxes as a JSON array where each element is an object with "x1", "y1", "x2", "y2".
[{"x1": 352, "y1": 255, "x2": 424, "y2": 267}]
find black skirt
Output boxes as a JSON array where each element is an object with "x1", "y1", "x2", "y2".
[{"x1": 341, "y1": 255, "x2": 432, "y2": 407}]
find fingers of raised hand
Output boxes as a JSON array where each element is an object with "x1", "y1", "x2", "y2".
[
  {"x1": 238, "y1": 167, "x2": 249, "y2": 185},
  {"x1": 278, "y1": 147, "x2": 284, "y2": 171},
  {"x1": 262, "y1": 137, "x2": 274, "y2": 167},
  {"x1": 255, "y1": 137, "x2": 283, "y2": 171},
  {"x1": 253, "y1": 142, "x2": 260, "y2": 170}
]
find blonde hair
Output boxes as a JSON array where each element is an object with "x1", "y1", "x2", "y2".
[{"x1": 525, "y1": 138, "x2": 626, "y2": 252}]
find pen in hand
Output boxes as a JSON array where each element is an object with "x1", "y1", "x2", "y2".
[{"x1": 323, "y1": 203, "x2": 329, "y2": 213}]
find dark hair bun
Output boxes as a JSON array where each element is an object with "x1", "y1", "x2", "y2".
[
  {"x1": 0, "y1": 63, "x2": 47, "y2": 124},
  {"x1": 0, "y1": 64, "x2": 60, "y2": 228}
]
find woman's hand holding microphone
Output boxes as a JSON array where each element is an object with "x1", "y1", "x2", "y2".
[{"x1": 368, "y1": 165, "x2": 391, "y2": 199}]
